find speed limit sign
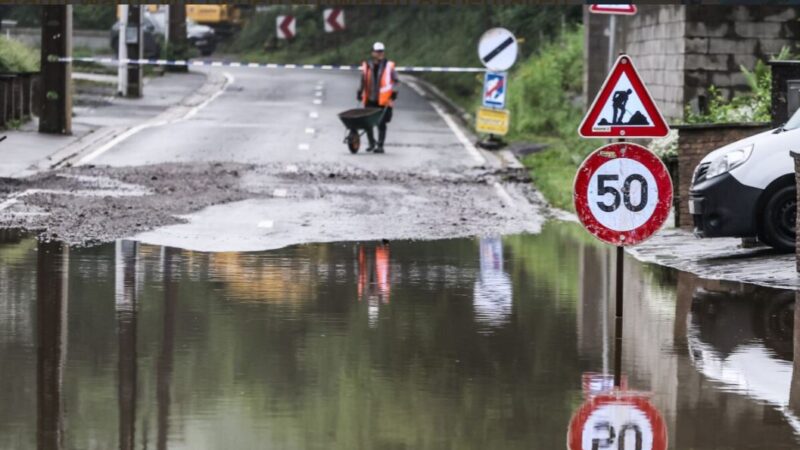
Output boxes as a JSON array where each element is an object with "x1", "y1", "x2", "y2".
[
  {"x1": 568, "y1": 393, "x2": 667, "y2": 450},
  {"x1": 574, "y1": 143, "x2": 672, "y2": 246}
]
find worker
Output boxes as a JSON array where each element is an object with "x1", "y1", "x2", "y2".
[{"x1": 357, "y1": 42, "x2": 398, "y2": 154}]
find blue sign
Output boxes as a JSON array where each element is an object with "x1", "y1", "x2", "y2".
[{"x1": 483, "y1": 71, "x2": 507, "y2": 108}]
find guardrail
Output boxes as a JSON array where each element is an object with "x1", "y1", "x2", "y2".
[{"x1": 0, "y1": 72, "x2": 39, "y2": 128}]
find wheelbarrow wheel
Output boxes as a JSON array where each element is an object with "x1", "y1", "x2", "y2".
[{"x1": 347, "y1": 130, "x2": 360, "y2": 154}]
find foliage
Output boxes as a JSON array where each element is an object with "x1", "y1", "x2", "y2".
[
  {"x1": 2, "y1": 5, "x2": 116, "y2": 29},
  {"x1": 0, "y1": 36, "x2": 39, "y2": 72},
  {"x1": 683, "y1": 51, "x2": 787, "y2": 125},
  {"x1": 507, "y1": 28, "x2": 594, "y2": 212}
]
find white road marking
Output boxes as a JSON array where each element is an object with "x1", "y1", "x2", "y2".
[
  {"x1": 257, "y1": 220, "x2": 274, "y2": 229},
  {"x1": 285, "y1": 164, "x2": 299, "y2": 173},
  {"x1": 272, "y1": 188, "x2": 287, "y2": 198},
  {"x1": 298, "y1": 143, "x2": 310, "y2": 150},
  {"x1": 309, "y1": 111, "x2": 319, "y2": 119},
  {"x1": 313, "y1": 99, "x2": 322, "y2": 105},
  {"x1": 492, "y1": 182, "x2": 515, "y2": 207},
  {"x1": 406, "y1": 80, "x2": 485, "y2": 166},
  {"x1": 78, "y1": 72, "x2": 236, "y2": 165},
  {"x1": 315, "y1": 91, "x2": 323, "y2": 97},
  {"x1": 305, "y1": 128, "x2": 315, "y2": 134}
]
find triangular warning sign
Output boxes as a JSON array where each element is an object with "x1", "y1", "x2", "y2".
[
  {"x1": 589, "y1": 4, "x2": 637, "y2": 15},
  {"x1": 579, "y1": 55, "x2": 669, "y2": 138}
]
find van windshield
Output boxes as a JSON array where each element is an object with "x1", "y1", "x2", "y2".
[{"x1": 783, "y1": 107, "x2": 800, "y2": 131}]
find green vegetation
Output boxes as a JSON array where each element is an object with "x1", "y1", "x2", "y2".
[
  {"x1": 2, "y1": 5, "x2": 116, "y2": 29},
  {"x1": 684, "y1": 46, "x2": 798, "y2": 125},
  {"x1": 507, "y1": 28, "x2": 593, "y2": 211},
  {"x1": 0, "y1": 36, "x2": 38, "y2": 72},
  {"x1": 227, "y1": 6, "x2": 581, "y2": 108}
]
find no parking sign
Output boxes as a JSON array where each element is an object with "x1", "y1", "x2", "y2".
[{"x1": 573, "y1": 142, "x2": 672, "y2": 246}]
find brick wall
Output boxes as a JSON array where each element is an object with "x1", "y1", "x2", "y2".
[{"x1": 676, "y1": 124, "x2": 771, "y2": 229}]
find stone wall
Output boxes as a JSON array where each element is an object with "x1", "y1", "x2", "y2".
[
  {"x1": 683, "y1": 6, "x2": 800, "y2": 111},
  {"x1": 675, "y1": 123, "x2": 770, "y2": 229},
  {"x1": 617, "y1": 5, "x2": 687, "y2": 120},
  {"x1": 584, "y1": 5, "x2": 800, "y2": 121}
]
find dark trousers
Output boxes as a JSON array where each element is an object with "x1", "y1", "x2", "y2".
[{"x1": 365, "y1": 100, "x2": 392, "y2": 146}]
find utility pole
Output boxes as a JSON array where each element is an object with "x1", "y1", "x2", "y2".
[
  {"x1": 167, "y1": 3, "x2": 188, "y2": 72},
  {"x1": 117, "y1": 4, "x2": 128, "y2": 96},
  {"x1": 126, "y1": 5, "x2": 143, "y2": 98},
  {"x1": 39, "y1": 6, "x2": 72, "y2": 135}
]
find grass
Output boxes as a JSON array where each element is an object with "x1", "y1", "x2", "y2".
[{"x1": 505, "y1": 27, "x2": 592, "y2": 212}]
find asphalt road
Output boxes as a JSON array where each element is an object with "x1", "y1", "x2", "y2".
[
  {"x1": 0, "y1": 66, "x2": 544, "y2": 250},
  {"x1": 88, "y1": 67, "x2": 485, "y2": 170}
]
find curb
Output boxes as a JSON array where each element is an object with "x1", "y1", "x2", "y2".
[{"x1": 35, "y1": 70, "x2": 226, "y2": 171}]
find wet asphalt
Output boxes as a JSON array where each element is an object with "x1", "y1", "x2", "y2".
[{"x1": 0, "y1": 67, "x2": 543, "y2": 248}]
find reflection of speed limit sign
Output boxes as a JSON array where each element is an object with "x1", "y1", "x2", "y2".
[
  {"x1": 574, "y1": 143, "x2": 672, "y2": 246},
  {"x1": 567, "y1": 393, "x2": 667, "y2": 450}
]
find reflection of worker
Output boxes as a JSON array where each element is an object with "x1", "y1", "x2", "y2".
[
  {"x1": 357, "y1": 244, "x2": 391, "y2": 304},
  {"x1": 612, "y1": 89, "x2": 632, "y2": 124},
  {"x1": 357, "y1": 42, "x2": 398, "y2": 154}
]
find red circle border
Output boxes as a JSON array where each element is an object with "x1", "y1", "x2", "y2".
[
  {"x1": 567, "y1": 392, "x2": 668, "y2": 450},
  {"x1": 573, "y1": 143, "x2": 673, "y2": 246}
]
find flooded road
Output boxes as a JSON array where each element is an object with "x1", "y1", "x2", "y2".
[{"x1": 1, "y1": 223, "x2": 799, "y2": 449}]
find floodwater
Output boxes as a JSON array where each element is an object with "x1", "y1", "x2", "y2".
[{"x1": 0, "y1": 223, "x2": 798, "y2": 450}]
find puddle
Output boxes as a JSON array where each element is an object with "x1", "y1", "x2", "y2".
[{"x1": 0, "y1": 222, "x2": 799, "y2": 449}]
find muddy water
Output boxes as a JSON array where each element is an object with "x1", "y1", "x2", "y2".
[{"x1": 0, "y1": 223, "x2": 798, "y2": 449}]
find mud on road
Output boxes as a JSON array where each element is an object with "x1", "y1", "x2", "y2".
[{"x1": 0, "y1": 162, "x2": 547, "y2": 248}]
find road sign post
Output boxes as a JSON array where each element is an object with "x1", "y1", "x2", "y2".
[
  {"x1": 574, "y1": 142, "x2": 672, "y2": 386},
  {"x1": 477, "y1": 28, "x2": 517, "y2": 149}
]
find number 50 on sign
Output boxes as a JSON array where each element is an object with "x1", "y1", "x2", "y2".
[{"x1": 574, "y1": 143, "x2": 672, "y2": 246}]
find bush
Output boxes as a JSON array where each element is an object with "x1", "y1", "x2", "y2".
[{"x1": 0, "y1": 36, "x2": 39, "y2": 72}]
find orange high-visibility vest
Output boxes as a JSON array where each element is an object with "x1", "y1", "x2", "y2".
[{"x1": 361, "y1": 60, "x2": 396, "y2": 107}]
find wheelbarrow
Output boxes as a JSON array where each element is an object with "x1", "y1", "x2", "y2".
[{"x1": 337, "y1": 107, "x2": 387, "y2": 154}]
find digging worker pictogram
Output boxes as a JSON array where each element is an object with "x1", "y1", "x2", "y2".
[
  {"x1": 357, "y1": 42, "x2": 399, "y2": 153},
  {"x1": 612, "y1": 88, "x2": 632, "y2": 124}
]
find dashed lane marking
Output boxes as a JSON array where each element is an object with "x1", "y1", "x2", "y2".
[
  {"x1": 298, "y1": 143, "x2": 310, "y2": 150},
  {"x1": 309, "y1": 111, "x2": 319, "y2": 119},
  {"x1": 305, "y1": 128, "x2": 316, "y2": 134},
  {"x1": 273, "y1": 188, "x2": 288, "y2": 198},
  {"x1": 257, "y1": 220, "x2": 274, "y2": 229}
]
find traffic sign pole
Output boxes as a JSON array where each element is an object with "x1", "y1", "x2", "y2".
[{"x1": 614, "y1": 241, "x2": 624, "y2": 387}]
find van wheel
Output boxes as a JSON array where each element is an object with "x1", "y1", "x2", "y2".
[{"x1": 759, "y1": 184, "x2": 796, "y2": 252}]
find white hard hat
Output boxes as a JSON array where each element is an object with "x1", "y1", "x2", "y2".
[{"x1": 372, "y1": 42, "x2": 385, "y2": 52}]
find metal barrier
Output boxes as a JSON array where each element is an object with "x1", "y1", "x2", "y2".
[
  {"x1": 0, "y1": 72, "x2": 39, "y2": 128},
  {"x1": 55, "y1": 56, "x2": 487, "y2": 73}
]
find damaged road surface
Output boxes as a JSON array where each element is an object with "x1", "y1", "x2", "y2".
[{"x1": 1, "y1": 67, "x2": 545, "y2": 249}]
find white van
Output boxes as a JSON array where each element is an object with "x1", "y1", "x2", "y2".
[{"x1": 689, "y1": 111, "x2": 799, "y2": 252}]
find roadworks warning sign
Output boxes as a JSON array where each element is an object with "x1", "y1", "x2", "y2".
[{"x1": 476, "y1": 107, "x2": 510, "y2": 135}]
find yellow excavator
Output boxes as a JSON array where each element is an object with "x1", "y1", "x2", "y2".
[{"x1": 142, "y1": 4, "x2": 250, "y2": 35}]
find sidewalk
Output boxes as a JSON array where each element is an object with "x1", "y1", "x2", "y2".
[{"x1": 0, "y1": 71, "x2": 208, "y2": 178}]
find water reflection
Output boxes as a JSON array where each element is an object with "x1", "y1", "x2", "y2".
[
  {"x1": 473, "y1": 237, "x2": 512, "y2": 332},
  {"x1": 0, "y1": 223, "x2": 795, "y2": 448},
  {"x1": 36, "y1": 241, "x2": 68, "y2": 450},
  {"x1": 688, "y1": 283, "x2": 799, "y2": 433}
]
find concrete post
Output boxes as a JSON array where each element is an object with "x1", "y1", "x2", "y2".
[
  {"x1": 126, "y1": 5, "x2": 143, "y2": 98},
  {"x1": 167, "y1": 4, "x2": 188, "y2": 73},
  {"x1": 38, "y1": 6, "x2": 72, "y2": 135}
]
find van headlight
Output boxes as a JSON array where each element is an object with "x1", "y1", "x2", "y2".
[{"x1": 705, "y1": 144, "x2": 754, "y2": 179}]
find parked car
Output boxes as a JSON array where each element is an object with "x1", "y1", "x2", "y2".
[
  {"x1": 110, "y1": 13, "x2": 216, "y2": 59},
  {"x1": 689, "y1": 110, "x2": 800, "y2": 252}
]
